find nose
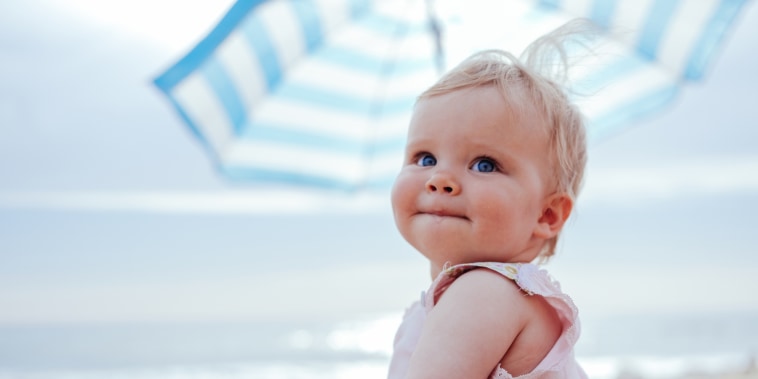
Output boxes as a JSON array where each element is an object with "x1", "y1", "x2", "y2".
[{"x1": 426, "y1": 172, "x2": 461, "y2": 195}]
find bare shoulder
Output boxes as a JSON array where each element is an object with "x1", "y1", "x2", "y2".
[
  {"x1": 436, "y1": 268, "x2": 562, "y2": 377},
  {"x1": 405, "y1": 268, "x2": 531, "y2": 378}
]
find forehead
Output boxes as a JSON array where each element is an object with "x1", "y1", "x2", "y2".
[{"x1": 408, "y1": 85, "x2": 548, "y2": 146}]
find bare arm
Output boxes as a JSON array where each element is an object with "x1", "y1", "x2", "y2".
[{"x1": 404, "y1": 269, "x2": 530, "y2": 379}]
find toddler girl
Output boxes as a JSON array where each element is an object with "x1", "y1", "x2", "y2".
[{"x1": 387, "y1": 21, "x2": 590, "y2": 379}]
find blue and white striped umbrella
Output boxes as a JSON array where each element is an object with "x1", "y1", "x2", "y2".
[{"x1": 154, "y1": 0, "x2": 749, "y2": 190}]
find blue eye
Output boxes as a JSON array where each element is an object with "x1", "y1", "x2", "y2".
[
  {"x1": 416, "y1": 154, "x2": 436, "y2": 167},
  {"x1": 473, "y1": 158, "x2": 496, "y2": 173}
]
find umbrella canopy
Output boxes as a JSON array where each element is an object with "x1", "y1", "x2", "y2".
[{"x1": 154, "y1": 0, "x2": 748, "y2": 190}]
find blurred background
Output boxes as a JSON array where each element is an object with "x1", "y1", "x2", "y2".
[{"x1": 1, "y1": 1, "x2": 757, "y2": 378}]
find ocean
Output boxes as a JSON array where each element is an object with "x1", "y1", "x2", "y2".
[{"x1": 1, "y1": 310, "x2": 756, "y2": 379}]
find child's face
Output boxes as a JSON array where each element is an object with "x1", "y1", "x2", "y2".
[{"x1": 391, "y1": 85, "x2": 555, "y2": 272}]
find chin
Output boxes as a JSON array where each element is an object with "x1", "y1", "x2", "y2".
[{"x1": 413, "y1": 242, "x2": 464, "y2": 262}]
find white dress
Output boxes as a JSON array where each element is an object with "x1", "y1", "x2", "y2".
[{"x1": 387, "y1": 262, "x2": 587, "y2": 379}]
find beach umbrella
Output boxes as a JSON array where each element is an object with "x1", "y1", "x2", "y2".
[{"x1": 153, "y1": 0, "x2": 749, "y2": 191}]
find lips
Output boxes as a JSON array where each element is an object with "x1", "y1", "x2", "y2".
[{"x1": 422, "y1": 209, "x2": 468, "y2": 220}]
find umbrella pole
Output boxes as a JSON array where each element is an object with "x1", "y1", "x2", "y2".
[{"x1": 425, "y1": 0, "x2": 445, "y2": 74}]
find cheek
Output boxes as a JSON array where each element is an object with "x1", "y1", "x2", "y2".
[
  {"x1": 469, "y1": 189, "x2": 523, "y2": 234},
  {"x1": 390, "y1": 174, "x2": 418, "y2": 244},
  {"x1": 476, "y1": 204, "x2": 512, "y2": 235},
  {"x1": 390, "y1": 172, "x2": 414, "y2": 217}
]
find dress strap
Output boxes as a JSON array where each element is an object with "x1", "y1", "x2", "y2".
[{"x1": 444, "y1": 262, "x2": 520, "y2": 280}]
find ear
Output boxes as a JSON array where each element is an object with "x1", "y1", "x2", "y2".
[{"x1": 533, "y1": 193, "x2": 573, "y2": 239}]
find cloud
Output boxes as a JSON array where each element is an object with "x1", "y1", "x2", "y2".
[
  {"x1": 581, "y1": 155, "x2": 758, "y2": 206},
  {"x1": 42, "y1": 0, "x2": 234, "y2": 53},
  {"x1": 1, "y1": 155, "x2": 756, "y2": 214},
  {"x1": 0, "y1": 260, "x2": 426, "y2": 324},
  {"x1": 0, "y1": 189, "x2": 390, "y2": 214}
]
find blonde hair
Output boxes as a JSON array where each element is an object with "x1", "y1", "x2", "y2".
[{"x1": 418, "y1": 20, "x2": 594, "y2": 260}]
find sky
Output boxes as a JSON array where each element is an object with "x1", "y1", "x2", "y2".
[{"x1": 0, "y1": 0, "x2": 757, "y2": 331}]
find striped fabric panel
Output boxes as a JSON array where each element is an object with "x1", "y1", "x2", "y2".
[
  {"x1": 156, "y1": 0, "x2": 437, "y2": 189},
  {"x1": 154, "y1": 0, "x2": 748, "y2": 190},
  {"x1": 534, "y1": 0, "x2": 748, "y2": 137}
]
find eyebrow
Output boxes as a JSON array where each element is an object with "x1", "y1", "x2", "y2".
[
  {"x1": 403, "y1": 137, "x2": 434, "y2": 151},
  {"x1": 467, "y1": 139, "x2": 516, "y2": 158}
]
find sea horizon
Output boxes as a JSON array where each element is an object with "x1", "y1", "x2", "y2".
[{"x1": 1, "y1": 308, "x2": 756, "y2": 379}]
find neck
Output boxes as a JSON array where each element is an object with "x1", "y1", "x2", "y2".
[{"x1": 430, "y1": 262, "x2": 443, "y2": 280}]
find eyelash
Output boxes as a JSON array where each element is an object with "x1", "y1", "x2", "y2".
[
  {"x1": 411, "y1": 153, "x2": 501, "y2": 173},
  {"x1": 471, "y1": 155, "x2": 500, "y2": 173},
  {"x1": 413, "y1": 152, "x2": 436, "y2": 166}
]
